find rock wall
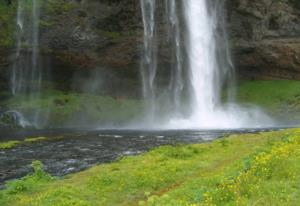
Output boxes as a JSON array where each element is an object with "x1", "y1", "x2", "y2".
[
  {"x1": 36, "y1": 0, "x2": 300, "y2": 81},
  {"x1": 228, "y1": 0, "x2": 300, "y2": 79},
  {"x1": 0, "y1": 0, "x2": 300, "y2": 95},
  {"x1": 38, "y1": 0, "x2": 142, "y2": 95},
  {"x1": 0, "y1": 47, "x2": 10, "y2": 93}
]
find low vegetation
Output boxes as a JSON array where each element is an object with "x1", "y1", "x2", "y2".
[
  {"x1": 0, "y1": 137, "x2": 48, "y2": 149},
  {"x1": 1, "y1": 90, "x2": 145, "y2": 127},
  {"x1": 0, "y1": 1, "x2": 16, "y2": 47},
  {"x1": 1, "y1": 128, "x2": 300, "y2": 205},
  {"x1": 2, "y1": 80, "x2": 299, "y2": 127},
  {"x1": 0, "y1": 140, "x2": 21, "y2": 149},
  {"x1": 237, "y1": 80, "x2": 300, "y2": 121},
  {"x1": 24, "y1": 136, "x2": 47, "y2": 143}
]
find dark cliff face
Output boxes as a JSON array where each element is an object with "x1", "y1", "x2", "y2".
[
  {"x1": 37, "y1": 0, "x2": 300, "y2": 81},
  {"x1": 38, "y1": 0, "x2": 142, "y2": 95},
  {"x1": 40, "y1": 0, "x2": 300, "y2": 81},
  {"x1": 1, "y1": 0, "x2": 300, "y2": 94},
  {"x1": 228, "y1": 0, "x2": 300, "y2": 79}
]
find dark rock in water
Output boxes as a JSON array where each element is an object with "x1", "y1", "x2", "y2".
[{"x1": 0, "y1": 110, "x2": 31, "y2": 129}]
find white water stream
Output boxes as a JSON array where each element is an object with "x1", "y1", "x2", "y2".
[
  {"x1": 11, "y1": 0, "x2": 42, "y2": 127},
  {"x1": 140, "y1": 0, "x2": 273, "y2": 129}
]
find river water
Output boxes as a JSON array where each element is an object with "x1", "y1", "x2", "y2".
[{"x1": 0, "y1": 128, "x2": 284, "y2": 187}]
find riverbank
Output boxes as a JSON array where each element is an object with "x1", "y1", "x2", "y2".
[
  {"x1": 1, "y1": 80, "x2": 300, "y2": 128},
  {"x1": 1, "y1": 128, "x2": 299, "y2": 205},
  {"x1": 237, "y1": 80, "x2": 300, "y2": 122}
]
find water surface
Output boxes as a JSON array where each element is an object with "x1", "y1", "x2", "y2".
[{"x1": 0, "y1": 128, "x2": 283, "y2": 187}]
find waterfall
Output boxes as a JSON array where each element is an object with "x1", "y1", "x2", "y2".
[
  {"x1": 140, "y1": 0, "x2": 185, "y2": 123},
  {"x1": 11, "y1": 0, "x2": 24, "y2": 96},
  {"x1": 140, "y1": 0, "x2": 156, "y2": 98},
  {"x1": 11, "y1": 0, "x2": 42, "y2": 127},
  {"x1": 140, "y1": 0, "x2": 157, "y2": 121},
  {"x1": 185, "y1": 0, "x2": 228, "y2": 127},
  {"x1": 165, "y1": 0, "x2": 183, "y2": 113},
  {"x1": 140, "y1": 0, "x2": 272, "y2": 129}
]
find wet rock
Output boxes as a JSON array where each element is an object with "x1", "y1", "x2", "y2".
[
  {"x1": 228, "y1": 0, "x2": 300, "y2": 79},
  {"x1": 41, "y1": 0, "x2": 300, "y2": 81},
  {"x1": 0, "y1": 0, "x2": 300, "y2": 94}
]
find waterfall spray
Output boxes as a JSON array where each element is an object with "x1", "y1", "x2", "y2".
[{"x1": 140, "y1": 0, "x2": 273, "y2": 129}]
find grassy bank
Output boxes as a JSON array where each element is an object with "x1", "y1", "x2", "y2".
[
  {"x1": 1, "y1": 128, "x2": 300, "y2": 205},
  {"x1": 237, "y1": 80, "x2": 300, "y2": 120},
  {"x1": 2, "y1": 80, "x2": 299, "y2": 127},
  {"x1": 1, "y1": 90, "x2": 145, "y2": 127}
]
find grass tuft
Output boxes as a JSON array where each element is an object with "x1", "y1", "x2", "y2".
[{"x1": 0, "y1": 141, "x2": 21, "y2": 149}]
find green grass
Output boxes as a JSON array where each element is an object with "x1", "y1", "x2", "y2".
[
  {"x1": 0, "y1": 140, "x2": 21, "y2": 149},
  {"x1": 237, "y1": 80, "x2": 300, "y2": 119},
  {"x1": 0, "y1": 137, "x2": 49, "y2": 150},
  {"x1": 2, "y1": 80, "x2": 299, "y2": 126},
  {"x1": 1, "y1": 129, "x2": 300, "y2": 205},
  {"x1": 1, "y1": 90, "x2": 145, "y2": 127}
]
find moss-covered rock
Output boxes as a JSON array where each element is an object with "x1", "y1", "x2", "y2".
[{"x1": 0, "y1": 1, "x2": 16, "y2": 47}]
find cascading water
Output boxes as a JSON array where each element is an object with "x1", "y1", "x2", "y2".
[
  {"x1": 165, "y1": 0, "x2": 184, "y2": 113},
  {"x1": 184, "y1": 0, "x2": 236, "y2": 128},
  {"x1": 185, "y1": 0, "x2": 220, "y2": 123},
  {"x1": 11, "y1": 0, "x2": 42, "y2": 127},
  {"x1": 140, "y1": 0, "x2": 185, "y2": 123},
  {"x1": 140, "y1": 0, "x2": 157, "y2": 121},
  {"x1": 140, "y1": 0, "x2": 273, "y2": 129}
]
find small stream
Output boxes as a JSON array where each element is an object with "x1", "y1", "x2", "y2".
[{"x1": 0, "y1": 128, "x2": 283, "y2": 187}]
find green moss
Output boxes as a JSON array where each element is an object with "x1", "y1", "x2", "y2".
[
  {"x1": 45, "y1": 0, "x2": 77, "y2": 15},
  {"x1": 24, "y1": 136, "x2": 47, "y2": 143},
  {"x1": 0, "y1": 137, "x2": 49, "y2": 150},
  {"x1": 0, "y1": 140, "x2": 21, "y2": 149},
  {"x1": 39, "y1": 20, "x2": 55, "y2": 29},
  {"x1": 101, "y1": 31, "x2": 122, "y2": 40},
  {"x1": 0, "y1": 2, "x2": 16, "y2": 47},
  {"x1": 1, "y1": 129, "x2": 300, "y2": 205}
]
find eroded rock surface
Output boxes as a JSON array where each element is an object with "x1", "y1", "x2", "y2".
[
  {"x1": 228, "y1": 0, "x2": 300, "y2": 79},
  {"x1": 0, "y1": 0, "x2": 299, "y2": 93}
]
